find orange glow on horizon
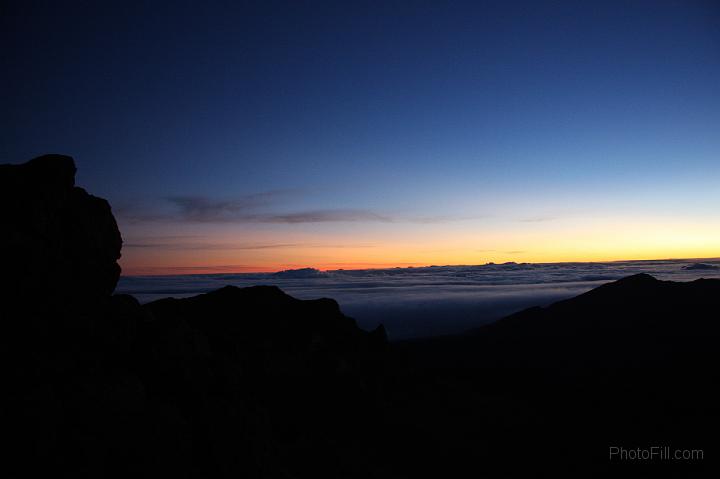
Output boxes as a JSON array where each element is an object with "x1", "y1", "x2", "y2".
[
  {"x1": 121, "y1": 253, "x2": 720, "y2": 276},
  {"x1": 121, "y1": 261, "x2": 428, "y2": 276},
  {"x1": 119, "y1": 216, "x2": 720, "y2": 276}
]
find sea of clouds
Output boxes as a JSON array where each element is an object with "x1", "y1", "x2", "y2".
[{"x1": 117, "y1": 259, "x2": 720, "y2": 340}]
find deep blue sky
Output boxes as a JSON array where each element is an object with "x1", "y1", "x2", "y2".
[{"x1": 3, "y1": 1, "x2": 719, "y2": 273}]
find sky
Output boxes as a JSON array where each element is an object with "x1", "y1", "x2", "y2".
[{"x1": 2, "y1": 0, "x2": 719, "y2": 275}]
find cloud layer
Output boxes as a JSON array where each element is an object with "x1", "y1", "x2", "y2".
[{"x1": 117, "y1": 258, "x2": 720, "y2": 339}]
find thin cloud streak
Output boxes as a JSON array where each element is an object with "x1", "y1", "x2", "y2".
[
  {"x1": 123, "y1": 264, "x2": 264, "y2": 276},
  {"x1": 254, "y1": 209, "x2": 393, "y2": 224},
  {"x1": 517, "y1": 216, "x2": 557, "y2": 223},
  {"x1": 124, "y1": 242, "x2": 301, "y2": 250},
  {"x1": 123, "y1": 241, "x2": 378, "y2": 250},
  {"x1": 118, "y1": 194, "x2": 479, "y2": 224}
]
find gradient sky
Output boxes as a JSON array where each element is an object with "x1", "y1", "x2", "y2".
[{"x1": 3, "y1": 0, "x2": 719, "y2": 274}]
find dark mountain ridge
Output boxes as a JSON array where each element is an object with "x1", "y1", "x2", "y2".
[{"x1": 472, "y1": 273, "x2": 720, "y2": 368}]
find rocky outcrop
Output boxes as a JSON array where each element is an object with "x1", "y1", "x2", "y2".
[
  {"x1": 1, "y1": 154, "x2": 122, "y2": 306},
  {"x1": 145, "y1": 285, "x2": 387, "y2": 375},
  {"x1": 3, "y1": 155, "x2": 389, "y2": 478}
]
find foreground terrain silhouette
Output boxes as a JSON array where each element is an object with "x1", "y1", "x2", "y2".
[{"x1": 4, "y1": 155, "x2": 718, "y2": 477}]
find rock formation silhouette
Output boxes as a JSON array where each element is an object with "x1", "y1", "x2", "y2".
[
  {"x1": 1, "y1": 154, "x2": 122, "y2": 305},
  {"x1": 4, "y1": 155, "x2": 387, "y2": 478}
]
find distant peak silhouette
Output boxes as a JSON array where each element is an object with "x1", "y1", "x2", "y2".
[{"x1": 612, "y1": 272, "x2": 657, "y2": 283}]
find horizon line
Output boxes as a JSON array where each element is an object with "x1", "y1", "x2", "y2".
[{"x1": 120, "y1": 256, "x2": 720, "y2": 278}]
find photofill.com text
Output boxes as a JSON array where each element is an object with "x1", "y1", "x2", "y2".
[{"x1": 609, "y1": 446, "x2": 703, "y2": 461}]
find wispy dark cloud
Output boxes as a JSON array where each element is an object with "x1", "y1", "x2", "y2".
[
  {"x1": 123, "y1": 237, "x2": 377, "y2": 250},
  {"x1": 166, "y1": 192, "x2": 296, "y2": 222},
  {"x1": 115, "y1": 191, "x2": 297, "y2": 223},
  {"x1": 118, "y1": 193, "x2": 475, "y2": 224},
  {"x1": 122, "y1": 265, "x2": 263, "y2": 275},
  {"x1": 517, "y1": 216, "x2": 556, "y2": 223},
  {"x1": 249, "y1": 209, "x2": 393, "y2": 224},
  {"x1": 407, "y1": 214, "x2": 484, "y2": 224},
  {"x1": 123, "y1": 242, "x2": 302, "y2": 250}
]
